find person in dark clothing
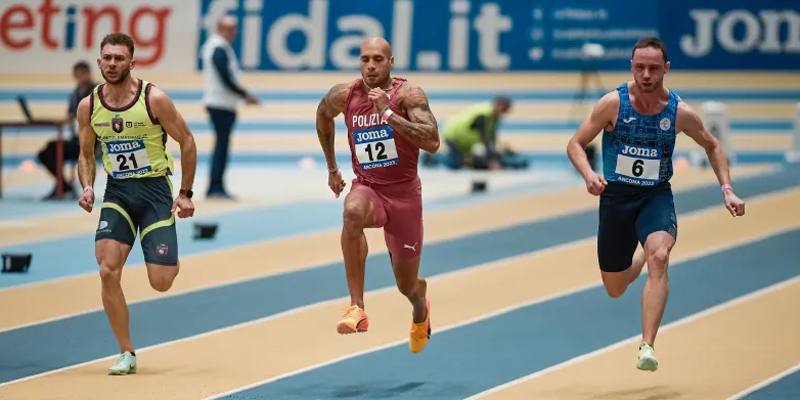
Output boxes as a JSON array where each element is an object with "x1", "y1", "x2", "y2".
[
  {"x1": 201, "y1": 15, "x2": 259, "y2": 199},
  {"x1": 38, "y1": 61, "x2": 96, "y2": 200}
]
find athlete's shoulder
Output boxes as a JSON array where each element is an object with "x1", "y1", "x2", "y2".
[
  {"x1": 144, "y1": 83, "x2": 176, "y2": 113},
  {"x1": 594, "y1": 89, "x2": 620, "y2": 115},
  {"x1": 676, "y1": 99, "x2": 697, "y2": 117},
  {"x1": 144, "y1": 82, "x2": 168, "y2": 102},
  {"x1": 327, "y1": 80, "x2": 357, "y2": 99},
  {"x1": 318, "y1": 80, "x2": 356, "y2": 115},
  {"x1": 397, "y1": 81, "x2": 429, "y2": 108},
  {"x1": 599, "y1": 89, "x2": 621, "y2": 105},
  {"x1": 675, "y1": 99, "x2": 701, "y2": 133}
]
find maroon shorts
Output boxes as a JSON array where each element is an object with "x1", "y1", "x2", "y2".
[{"x1": 350, "y1": 177, "x2": 423, "y2": 261}]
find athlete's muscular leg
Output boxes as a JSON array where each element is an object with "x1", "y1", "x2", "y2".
[
  {"x1": 341, "y1": 189, "x2": 381, "y2": 308},
  {"x1": 391, "y1": 256, "x2": 427, "y2": 323},
  {"x1": 145, "y1": 263, "x2": 179, "y2": 292},
  {"x1": 601, "y1": 246, "x2": 647, "y2": 298},
  {"x1": 641, "y1": 231, "x2": 675, "y2": 345},
  {"x1": 96, "y1": 239, "x2": 134, "y2": 353}
]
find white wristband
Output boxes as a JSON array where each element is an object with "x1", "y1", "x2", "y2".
[{"x1": 381, "y1": 108, "x2": 394, "y2": 123}]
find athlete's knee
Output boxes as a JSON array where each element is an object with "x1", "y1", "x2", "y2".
[
  {"x1": 342, "y1": 199, "x2": 369, "y2": 232},
  {"x1": 396, "y1": 279, "x2": 418, "y2": 298},
  {"x1": 98, "y1": 263, "x2": 122, "y2": 284},
  {"x1": 647, "y1": 247, "x2": 670, "y2": 270}
]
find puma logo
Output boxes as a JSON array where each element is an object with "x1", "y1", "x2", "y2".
[
  {"x1": 403, "y1": 242, "x2": 418, "y2": 252},
  {"x1": 623, "y1": 116, "x2": 637, "y2": 123}
]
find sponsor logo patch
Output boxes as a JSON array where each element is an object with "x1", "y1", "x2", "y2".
[
  {"x1": 112, "y1": 117, "x2": 124, "y2": 133},
  {"x1": 659, "y1": 117, "x2": 671, "y2": 131}
]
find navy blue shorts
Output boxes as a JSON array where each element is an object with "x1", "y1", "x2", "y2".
[
  {"x1": 96, "y1": 175, "x2": 178, "y2": 266},
  {"x1": 597, "y1": 181, "x2": 677, "y2": 272}
]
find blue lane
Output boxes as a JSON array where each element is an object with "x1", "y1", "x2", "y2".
[
  {"x1": 744, "y1": 369, "x2": 800, "y2": 399},
  {"x1": 2, "y1": 88, "x2": 800, "y2": 102},
  {"x1": 2, "y1": 150, "x2": 793, "y2": 170},
  {"x1": 0, "y1": 200, "x2": 78, "y2": 220},
  {"x1": 226, "y1": 229, "x2": 800, "y2": 400},
  {"x1": 0, "y1": 166, "x2": 796, "y2": 383},
  {"x1": 0, "y1": 201, "x2": 338, "y2": 288},
  {"x1": 0, "y1": 167, "x2": 575, "y2": 287}
]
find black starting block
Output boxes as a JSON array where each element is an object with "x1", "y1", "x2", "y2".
[
  {"x1": 471, "y1": 180, "x2": 488, "y2": 194},
  {"x1": 1, "y1": 253, "x2": 31, "y2": 273},
  {"x1": 193, "y1": 223, "x2": 218, "y2": 240}
]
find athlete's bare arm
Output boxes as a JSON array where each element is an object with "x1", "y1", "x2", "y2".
[
  {"x1": 148, "y1": 86, "x2": 197, "y2": 218},
  {"x1": 77, "y1": 96, "x2": 97, "y2": 212},
  {"x1": 567, "y1": 91, "x2": 618, "y2": 195},
  {"x1": 317, "y1": 83, "x2": 350, "y2": 171},
  {"x1": 316, "y1": 82, "x2": 352, "y2": 197},
  {"x1": 388, "y1": 84, "x2": 440, "y2": 153},
  {"x1": 677, "y1": 102, "x2": 745, "y2": 216}
]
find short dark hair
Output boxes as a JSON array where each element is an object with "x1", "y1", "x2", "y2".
[
  {"x1": 632, "y1": 37, "x2": 668, "y2": 63},
  {"x1": 72, "y1": 60, "x2": 90, "y2": 73},
  {"x1": 493, "y1": 95, "x2": 512, "y2": 109},
  {"x1": 100, "y1": 33, "x2": 135, "y2": 57}
]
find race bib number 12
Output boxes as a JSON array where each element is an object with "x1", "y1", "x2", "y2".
[{"x1": 353, "y1": 125, "x2": 399, "y2": 170}]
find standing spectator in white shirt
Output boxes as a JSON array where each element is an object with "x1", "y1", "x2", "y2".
[{"x1": 201, "y1": 15, "x2": 258, "y2": 199}]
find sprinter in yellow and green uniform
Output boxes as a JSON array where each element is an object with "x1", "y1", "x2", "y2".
[
  {"x1": 77, "y1": 33, "x2": 198, "y2": 376},
  {"x1": 90, "y1": 74, "x2": 179, "y2": 265}
]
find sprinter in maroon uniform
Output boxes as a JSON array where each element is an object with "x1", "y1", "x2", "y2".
[{"x1": 316, "y1": 37, "x2": 440, "y2": 353}]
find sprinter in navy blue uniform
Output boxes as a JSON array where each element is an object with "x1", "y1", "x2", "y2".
[{"x1": 567, "y1": 37, "x2": 745, "y2": 372}]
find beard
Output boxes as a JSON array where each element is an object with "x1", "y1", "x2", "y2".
[
  {"x1": 362, "y1": 73, "x2": 390, "y2": 90},
  {"x1": 102, "y1": 67, "x2": 130, "y2": 85}
]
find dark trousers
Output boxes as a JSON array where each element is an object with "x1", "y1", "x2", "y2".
[
  {"x1": 444, "y1": 140, "x2": 465, "y2": 170},
  {"x1": 206, "y1": 107, "x2": 237, "y2": 194},
  {"x1": 37, "y1": 137, "x2": 80, "y2": 191}
]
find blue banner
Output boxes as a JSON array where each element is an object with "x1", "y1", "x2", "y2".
[
  {"x1": 197, "y1": 0, "x2": 799, "y2": 71},
  {"x1": 661, "y1": 0, "x2": 800, "y2": 70}
]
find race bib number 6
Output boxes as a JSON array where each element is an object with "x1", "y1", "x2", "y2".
[
  {"x1": 107, "y1": 139, "x2": 153, "y2": 178},
  {"x1": 615, "y1": 144, "x2": 660, "y2": 185},
  {"x1": 353, "y1": 125, "x2": 399, "y2": 170}
]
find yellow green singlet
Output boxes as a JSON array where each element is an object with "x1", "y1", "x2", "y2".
[{"x1": 90, "y1": 79, "x2": 174, "y2": 179}]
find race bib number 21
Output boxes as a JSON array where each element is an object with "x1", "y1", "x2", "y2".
[
  {"x1": 353, "y1": 125, "x2": 399, "y2": 170},
  {"x1": 107, "y1": 139, "x2": 152, "y2": 178}
]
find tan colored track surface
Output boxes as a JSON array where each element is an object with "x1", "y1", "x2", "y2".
[
  {"x1": 0, "y1": 165, "x2": 767, "y2": 331},
  {"x1": 1, "y1": 183, "x2": 797, "y2": 400},
  {"x1": 2, "y1": 132, "x2": 793, "y2": 156},
  {"x1": 480, "y1": 280, "x2": 800, "y2": 400},
  {"x1": 1, "y1": 101, "x2": 796, "y2": 122}
]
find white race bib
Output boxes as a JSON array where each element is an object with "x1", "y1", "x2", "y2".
[
  {"x1": 107, "y1": 139, "x2": 152, "y2": 178},
  {"x1": 353, "y1": 125, "x2": 399, "y2": 170},
  {"x1": 615, "y1": 144, "x2": 660, "y2": 185}
]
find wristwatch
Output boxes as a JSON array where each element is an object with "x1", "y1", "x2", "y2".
[{"x1": 179, "y1": 188, "x2": 194, "y2": 199}]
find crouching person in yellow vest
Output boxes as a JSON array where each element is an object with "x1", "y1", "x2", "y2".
[{"x1": 443, "y1": 96, "x2": 525, "y2": 170}]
